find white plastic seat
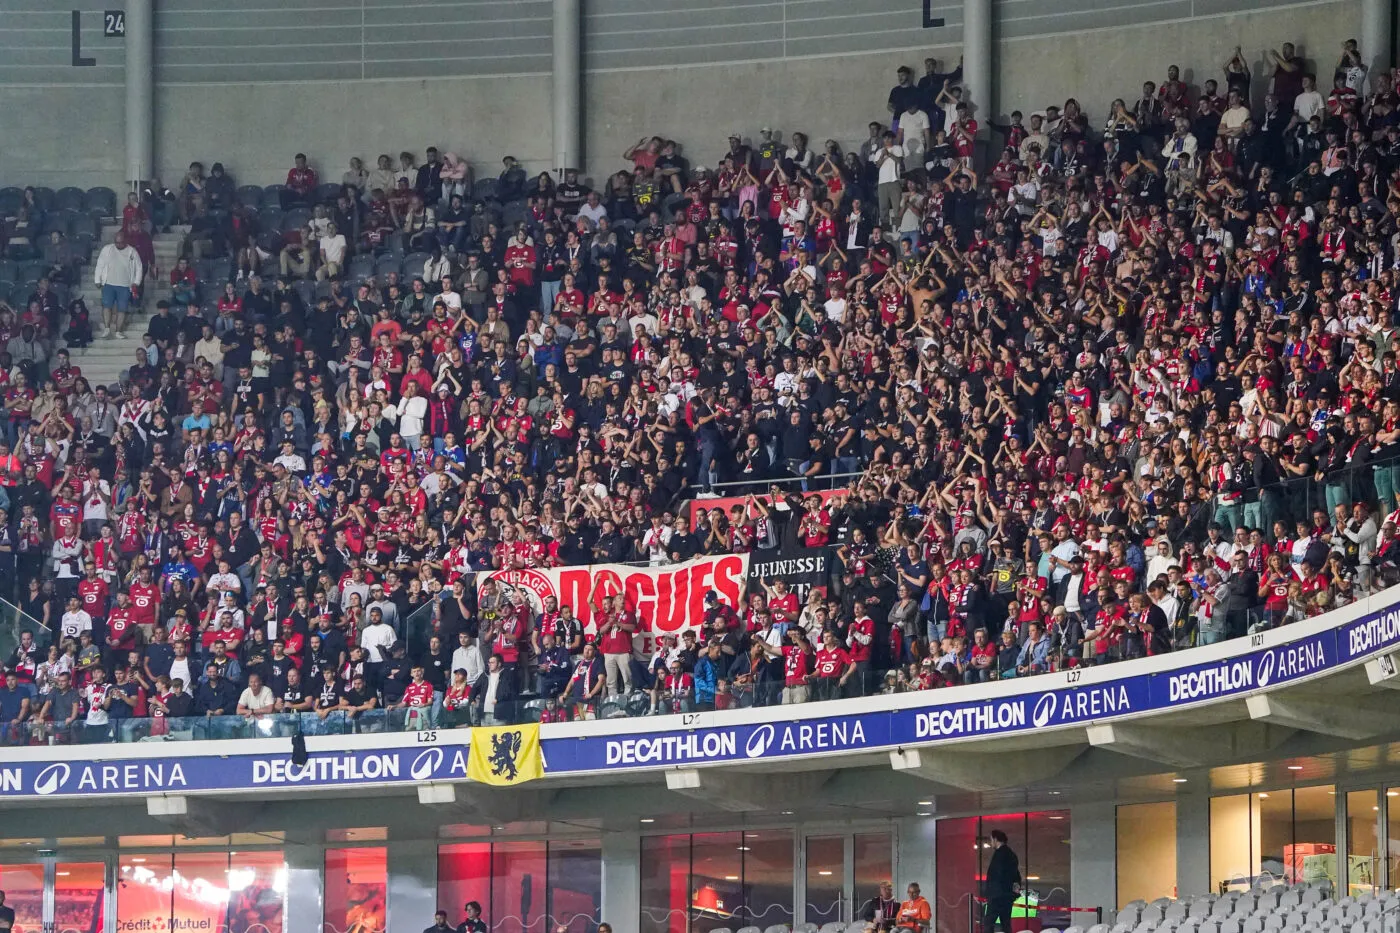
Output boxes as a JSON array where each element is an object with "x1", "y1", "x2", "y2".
[
  {"x1": 817, "y1": 924, "x2": 843, "y2": 933},
  {"x1": 792, "y1": 926, "x2": 817, "y2": 933},
  {"x1": 735, "y1": 925, "x2": 761, "y2": 933},
  {"x1": 1166, "y1": 904, "x2": 1189, "y2": 922},
  {"x1": 1088, "y1": 926, "x2": 1113, "y2": 933},
  {"x1": 1190, "y1": 900, "x2": 1216, "y2": 919},
  {"x1": 1142, "y1": 907, "x2": 1166, "y2": 925},
  {"x1": 1197, "y1": 921, "x2": 1220, "y2": 933},
  {"x1": 1241, "y1": 918, "x2": 1265, "y2": 933},
  {"x1": 1063, "y1": 926, "x2": 1084, "y2": 933},
  {"x1": 1118, "y1": 907, "x2": 1143, "y2": 927},
  {"x1": 1217, "y1": 921, "x2": 1241, "y2": 933}
]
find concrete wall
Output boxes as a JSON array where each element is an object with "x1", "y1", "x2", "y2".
[
  {"x1": 586, "y1": 0, "x2": 1359, "y2": 179},
  {"x1": 0, "y1": 0, "x2": 1366, "y2": 190},
  {"x1": 152, "y1": 76, "x2": 553, "y2": 192}
]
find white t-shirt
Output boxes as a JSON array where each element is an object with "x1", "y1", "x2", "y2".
[
  {"x1": 1294, "y1": 90, "x2": 1324, "y2": 122},
  {"x1": 360, "y1": 622, "x2": 397, "y2": 663},
  {"x1": 61, "y1": 610, "x2": 93, "y2": 641},
  {"x1": 321, "y1": 234, "x2": 348, "y2": 264},
  {"x1": 84, "y1": 683, "x2": 110, "y2": 725},
  {"x1": 823, "y1": 297, "x2": 847, "y2": 323},
  {"x1": 399, "y1": 395, "x2": 428, "y2": 438},
  {"x1": 899, "y1": 110, "x2": 931, "y2": 159},
  {"x1": 869, "y1": 145, "x2": 906, "y2": 184},
  {"x1": 238, "y1": 685, "x2": 276, "y2": 714}
]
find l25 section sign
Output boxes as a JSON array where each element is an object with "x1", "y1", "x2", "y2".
[{"x1": 477, "y1": 554, "x2": 749, "y2": 635}]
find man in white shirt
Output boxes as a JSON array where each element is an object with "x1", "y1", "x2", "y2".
[
  {"x1": 60, "y1": 598, "x2": 93, "y2": 642},
  {"x1": 577, "y1": 191, "x2": 608, "y2": 227},
  {"x1": 869, "y1": 131, "x2": 906, "y2": 229},
  {"x1": 273, "y1": 441, "x2": 307, "y2": 475},
  {"x1": 317, "y1": 223, "x2": 347, "y2": 281},
  {"x1": 93, "y1": 229, "x2": 144, "y2": 339},
  {"x1": 236, "y1": 672, "x2": 276, "y2": 718},
  {"x1": 897, "y1": 101, "x2": 931, "y2": 168},
  {"x1": 360, "y1": 609, "x2": 397, "y2": 665},
  {"x1": 1291, "y1": 74, "x2": 1325, "y2": 127}
]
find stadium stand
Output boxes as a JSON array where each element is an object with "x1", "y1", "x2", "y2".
[{"x1": 2, "y1": 35, "x2": 1400, "y2": 744}]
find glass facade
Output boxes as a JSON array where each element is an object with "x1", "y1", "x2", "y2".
[
  {"x1": 438, "y1": 841, "x2": 602, "y2": 933},
  {"x1": 324, "y1": 847, "x2": 387, "y2": 933},
  {"x1": 0, "y1": 864, "x2": 44, "y2": 933},
  {"x1": 933, "y1": 812, "x2": 1071, "y2": 933},
  {"x1": 1115, "y1": 802, "x2": 1177, "y2": 908},
  {"x1": 116, "y1": 852, "x2": 286, "y2": 933},
  {"x1": 640, "y1": 831, "x2": 795, "y2": 933},
  {"x1": 1209, "y1": 787, "x2": 1337, "y2": 893},
  {"x1": 54, "y1": 862, "x2": 105, "y2": 933}
]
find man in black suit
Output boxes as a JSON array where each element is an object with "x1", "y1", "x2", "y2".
[
  {"x1": 472, "y1": 654, "x2": 518, "y2": 725},
  {"x1": 982, "y1": 829, "x2": 1020, "y2": 933}
]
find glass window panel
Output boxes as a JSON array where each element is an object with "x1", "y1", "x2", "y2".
[
  {"x1": 1116, "y1": 802, "x2": 1177, "y2": 908},
  {"x1": 804, "y1": 836, "x2": 845, "y2": 925},
  {"x1": 1389, "y1": 789, "x2": 1400, "y2": 890},
  {"x1": 491, "y1": 842, "x2": 548, "y2": 933},
  {"x1": 1211, "y1": 794, "x2": 1257, "y2": 892},
  {"x1": 173, "y1": 852, "x2": 231, "y2": 933},
  {"x1": 55, "y1": 862, "x2": 107, "y2": 933},
  {"x1": 228, "y1": 850, "x2": 287, "y2": 933},
  {"x1": 439, "y1": 843, "x2": 491, "y2": 930},
  {"x1": 852, "y1": 834, "x2": 892, "y2": 925},
  {"x1": 691, "y1": 833, "x2": 742, "y2": 933},
  {"x1": 119, "y1": 854, "x2": 175, "y2": 933},
  {"x1": 1347, "y1": 791, "x2": 1381, "y2": 896},
  {"x1": 121, "y1": 836, "x2": 178, "y2": 847},
  {"x1": 741, "y1": 831, "x2": 793, "y2": 930},
  {"x1": 324, "y1": 847, "x2": 387, "y2": 933},
  {"x1": 935, "y1": 817, "x2": 978, "y2": 933},
  {"x1": 0, "y1": 864, "x2": 44, "y2": 933},
  {"x1": 1027, "y1": 811, "x2": 1072, "y2": 929},
  {"x1": 1289, "y1": 785, "x2": 1337, "y2": 888},
  {"x1": 640, "y1": 835, "x2": 690, "y2": 933},
  {"x1": 547, "y1": 840, "x2": 602, "y2": 933},
  {"x1": 1255, "y1": 792, "x2": 1294, "y2": 884}
]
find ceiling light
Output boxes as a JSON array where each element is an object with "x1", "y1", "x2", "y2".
[
  {"x1": 818, "y1": 870, "x2": 833, "y2": 876},
  {"x1": 781, "y1": 811, "x2": 794, "y2": 816},
  {"x1": 1258, "y1": 793, "x2": 1269, "y2": 799},
  {"x1": 1173, "y1": 778, "x2": 1189, "y2": 783},
  {"x1": 1287, "y1": 765, "x2": 1303, "y2": 771},
  {"x1": 917, "y1": 800, "x2": 933, "y2": 806},
  {"x1": 1048, "y1": 816, "x2": 1064, "y2": 820},
  {"x1": 725, "y1": 875, "x2": 738, "y2": 881},
  {"x1": 1388, "y1": 791, "x2": 1399, "y2": 798},
  {"x1": 56, "y1": 872, "x2": 70, "y2": 877},
  {"x1": 1026, "y1": 876, "x2": 1040, "y2": 881},
  {"x1": 640, "y1": 819, "x2": 655, "y2": 824},
  {"x1": 131, "y1": 858, "x2": 146, "y2": 863},
  {"x1": 736, "y1": 846, "x2": 750, "y2": 851},
  {"x1": 1048, "y1": 791, "x2": 1061, "y2": 796},
  {"x1": 916, "y1": 812, "x2": 932, "y2": 817}
]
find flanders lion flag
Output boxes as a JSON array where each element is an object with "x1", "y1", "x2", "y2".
[{"x1": 466, "y1": 723, "x2": 545, "y2": 786}]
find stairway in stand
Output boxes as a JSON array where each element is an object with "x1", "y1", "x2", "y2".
[{"x1": 66, "y1": 223, "x2": 189, "y2": 389}]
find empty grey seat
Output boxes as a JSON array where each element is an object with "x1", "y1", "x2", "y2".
[
  {"x1": 1190, "y1": 898, "x2": 1217, "y2": 918},
  {"x1": 790, "y1": 925, "x2": 816, "y2": 933},
  {"x1": 1217, "y1": 921, "x2": 1242, "y2": 933},
  {"x1": 816, "y1": 924, "x2": 843, "y2": 933},
  {"x1": 764, "y1": 925, "x2": 790, "y2": 933},
  {"x1": 1118, "y1": 906, "x2": 1143, "y2": 927},
  {"x1": 734, "y1": 925, "x2": 761, "y2": 933},
  {"x1": 1165, "y1": 903, "x2": 1189, "y2": 921},
  {"x1": 1141, "y1": 906, "x2": 1165, "y2": 925}
]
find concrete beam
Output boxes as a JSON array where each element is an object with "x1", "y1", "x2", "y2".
[
  {"x1": 1086, "y1": 721, "x2": 1291, "y2": 769},
  {"x1": 1366, "y1": 653, "x2": 1400, "y2": 689},
  {"x1": 889, "y1": 746, "x2": 1083, "y2": 791},
  {"x1": 1246, "y1": 695, "x2": 1400, "y2": 742},
  {"x1": 146, "y1": 795, "x2": 260, "y2": 837},
  {"x1": 664, "y1": 768, "x2": 833, "y2": 811},
  {"x1": 415, "y1": 782, "x2": 553, "y2": 823}
]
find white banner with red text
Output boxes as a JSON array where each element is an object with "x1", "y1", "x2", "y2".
[{"x1": 475, "y1": 554, "x2": 751, "y2": 653}]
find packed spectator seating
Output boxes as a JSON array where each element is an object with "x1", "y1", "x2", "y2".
[
  {"x1": 3, "y1": 36, "x2": 1400, "y2": 743},
  {"x1": 1094, "y1": 880, "x2": 1368, "y2": 933}
]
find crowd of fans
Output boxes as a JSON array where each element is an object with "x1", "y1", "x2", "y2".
[{"x1": 2, "y1": 36, "x2": 1400, "y2": 741}]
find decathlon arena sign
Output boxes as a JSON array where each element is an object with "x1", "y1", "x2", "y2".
[{"x1": 2, "y1": 594, "x2": 1400, "y2": 798}]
